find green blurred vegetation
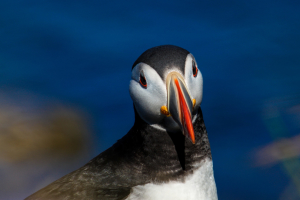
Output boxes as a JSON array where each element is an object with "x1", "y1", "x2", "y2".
[
  {"x1": 0, "y1": 102, "x2": 90, "y2": 163},
  {"x1": 254, "y1": 98, "x2": 300, "y2": 200}
]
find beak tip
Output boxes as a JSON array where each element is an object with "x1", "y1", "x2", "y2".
[
  {"x1": 191, "y1": 137, "x2": 196, "y2": 144},
  {"x1": 185, "y1": 131, "x2": 196, "y2": 144}
]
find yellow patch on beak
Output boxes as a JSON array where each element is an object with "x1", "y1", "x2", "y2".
[
  {"x1": 192, "y1": 99, "x2": 196, "y2": 109},
  {"x1": 160, "y1": 106, "x2": 171, "y2": 117}
]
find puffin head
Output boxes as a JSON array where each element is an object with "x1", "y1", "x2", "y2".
[{"x1": 129, "y1": 45, "x2": 203, "y2": 144}]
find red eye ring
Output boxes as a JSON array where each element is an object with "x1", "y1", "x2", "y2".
[
  {"x1": 139, "y1": 70, "x2": 147, "y2": 88},
  {"x1": 192, "y1": 61, "x2": 198, "y2": 77}
]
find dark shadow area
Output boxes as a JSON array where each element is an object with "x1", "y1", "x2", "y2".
[{"x1": 168, "y1": 131, "x2": 186, "y2": 170}]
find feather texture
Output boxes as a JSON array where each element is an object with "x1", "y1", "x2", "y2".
[{"x1": 25, "y1": 108, "x2": 214, "y2": 200}]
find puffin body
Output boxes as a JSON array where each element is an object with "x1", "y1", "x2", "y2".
[{"x1": 25, "y1": 45, "x2": 218, "y2": 200}]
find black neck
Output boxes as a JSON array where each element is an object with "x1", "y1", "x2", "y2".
[
  {"x1": 118, "y1": 107, "x2": 211, "y2": 180},
  {"x1": 88, "y1": 107, "x2": 211, "y2": 185}
]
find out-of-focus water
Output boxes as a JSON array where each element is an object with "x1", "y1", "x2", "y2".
[{"x1": 0, "y1": 0, "x2": 300, "y2": 199}]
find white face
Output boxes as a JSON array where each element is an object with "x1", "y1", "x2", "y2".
[{"x1": 129, "y1": 53, "x2": 203, "y2": 132}]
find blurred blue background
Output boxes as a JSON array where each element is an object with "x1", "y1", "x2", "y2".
[{"x1": 1, "y1": 0, "x2": 300, "y2": 199}]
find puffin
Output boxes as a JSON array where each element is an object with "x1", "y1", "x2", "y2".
[{"x1": 25, "y1": 45, "x2": 218, "y2": 200}]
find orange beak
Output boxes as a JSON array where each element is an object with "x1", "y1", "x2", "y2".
[{"x1": 167, "y1": 73, "x2": 195, "y2": 144}]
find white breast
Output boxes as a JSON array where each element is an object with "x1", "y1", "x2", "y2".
[{"x1": 126, "y1": 158, "x2": 218, "y2": 200}]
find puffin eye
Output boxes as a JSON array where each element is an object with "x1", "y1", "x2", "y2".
[
  {"x1": 192, "y1": 61, "x2": 198, "y2": 77},
  {"x1": 139, "y1": 70, "x2": 147, "y2": 88}
]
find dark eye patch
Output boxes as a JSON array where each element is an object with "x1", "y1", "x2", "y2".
[
  {"x1": 139, "y1": 70, "x2": 147, "y2": 88},
  {"x1": 192, "y1": 61, "x2": 198, "y2": 77}
]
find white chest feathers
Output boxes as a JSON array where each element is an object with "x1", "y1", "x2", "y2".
[{"x1": 126, "y1": 158, "x2": 218, "y2": 200}]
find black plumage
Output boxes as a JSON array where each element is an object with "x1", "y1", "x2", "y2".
[
  {"x1": 25, "y1": 108, "x2": 211, "y2": 200},
  {"x1": 132, "y1": 45, "x2": 189, "y2": 80},
  {"x1": 25, "y1": 45, "x2": 213, "y2": 200}
]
